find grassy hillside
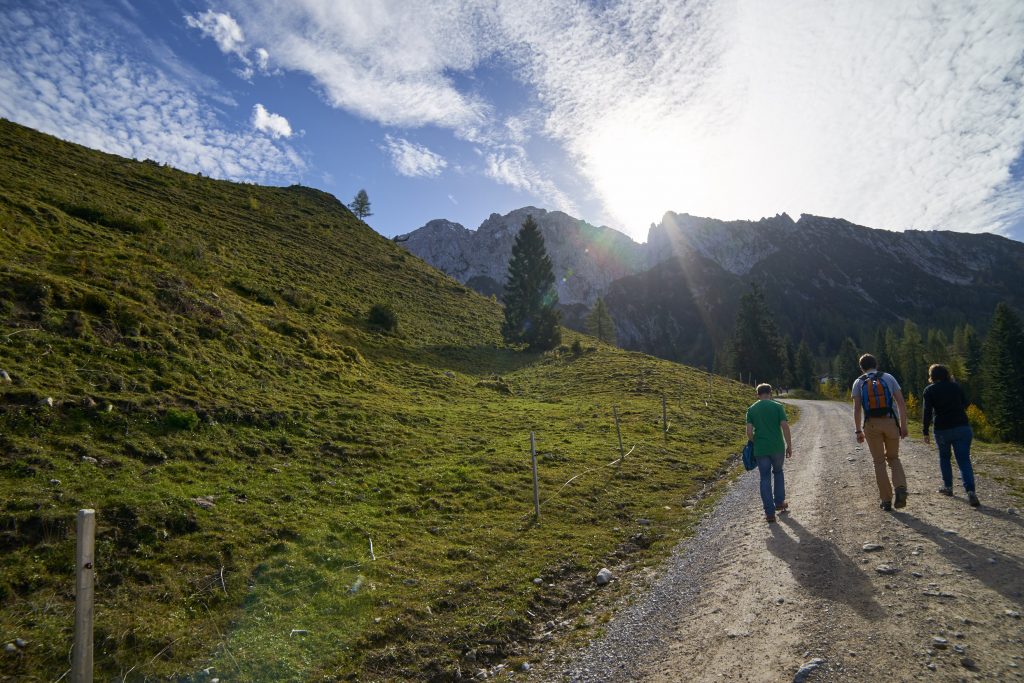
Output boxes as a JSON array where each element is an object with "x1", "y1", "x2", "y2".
[{"x1": 0, "y1": 119, "x2": 753, "y2": 681}]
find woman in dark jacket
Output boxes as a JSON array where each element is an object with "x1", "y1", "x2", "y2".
[{"x1": 922, "y1": 364, "x2": 979, "y2": 507}]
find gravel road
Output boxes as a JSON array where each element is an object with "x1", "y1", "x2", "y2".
[{"x1": 557, "y1": 399, "x2": 1024, "y2": 682}]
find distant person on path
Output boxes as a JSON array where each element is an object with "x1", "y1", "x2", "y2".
[
  {"x1": 851, "y1": 354, "x2": 909, "y2": 511},
  {"x1": 922, "y1": 364, "x2": 979, "y2": 507},
  {"x1": 746, "y1": 383, "x2": 793, "y2": 523}
]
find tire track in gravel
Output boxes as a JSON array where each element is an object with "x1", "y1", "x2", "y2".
[{"x1": 556, "y1": 399, "x2": 1024, "y2": 682}]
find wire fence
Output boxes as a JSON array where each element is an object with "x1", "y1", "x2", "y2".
[{"x1": 522, "y1": 369, "x2": 725, "y2": 523}]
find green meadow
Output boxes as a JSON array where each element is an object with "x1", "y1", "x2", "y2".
[{"x1": 0, "y1": 119, "x2": 754, "y2": 680}]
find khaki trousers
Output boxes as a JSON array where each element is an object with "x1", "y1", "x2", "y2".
[{"x1": 863, "y1": 417, "x2": 906, "y2": 502}]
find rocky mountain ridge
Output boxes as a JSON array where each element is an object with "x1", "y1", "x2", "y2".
[
  {"x1": 399, "y1": 207, "x2": 1024, "y2": 366},
  {"x1": 398, "y1": 207, "x2": 645, "y2": 306}
]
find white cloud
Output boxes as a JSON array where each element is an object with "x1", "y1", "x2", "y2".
[
  {"x1": 186, "y1": 9, "x2": 273, "y2": 82},
  {"x1": 252, "y1": 103, "x2": 292, "y2": 138},
  {"x1": 499, "y1": 0, "x2": 1024, "y2": 238},
  {"x1": 254, "y1": 47, "x2": 269, "y2": 72},
  {"x1": 383, "y1": 135, "x2": 447, "y2": 177},
  {"x1": 0, "y1": 5, "x2": 304, "y2": 185},
  {"x1": 218, "y1": 0, "x2": 1024, "y2": 240},
  {"x1": 220, "y1": 0, "x2": 582, "y2": 212},
  {"x1": 485, "y1": 145, "x2": 579, "y2": 216},
  {"x1": 222, "y1": 1, "x2": 493, "y2": 129},
  {"x1": 185, "y1": 10, "x2": 247, "y2": 58}
]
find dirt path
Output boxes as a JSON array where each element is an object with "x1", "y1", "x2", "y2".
[{"x1": 558, "y1": 399, "x2": 1024, "y2": 682}]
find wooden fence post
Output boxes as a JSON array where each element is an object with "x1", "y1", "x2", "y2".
[
  {"x1": 530, "y1": 432, "x2": 540, "y2": 522},
  {"x1": 661, "y1": 394, "x2": 668, "y2": 440},
  {"x1": 73, "y1": 509, "x2": 96, "y2": 683},
  {"x1": 613, "y1": 405, "x2": 625, "y2": 466}
]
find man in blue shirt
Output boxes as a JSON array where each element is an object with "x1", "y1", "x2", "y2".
[{"x1": 851, "y1": 353, "x2": 909, "y2": 511}]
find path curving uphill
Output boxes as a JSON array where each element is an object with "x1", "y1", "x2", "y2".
[{"x1": 559, "y1": 399, "x2": 1024, "y2": 682}]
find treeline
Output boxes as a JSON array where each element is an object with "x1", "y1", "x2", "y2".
[{"x1": 724, "y1": 284, "x2": 1024, "y2": 443}]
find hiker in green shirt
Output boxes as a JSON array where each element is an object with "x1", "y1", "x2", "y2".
[{"x1": 746, "y1": 383, "x2": 793, "y2": 523}]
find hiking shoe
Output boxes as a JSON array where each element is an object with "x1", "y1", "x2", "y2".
[
  {"x1": 894, "y1": 487, "x2": 908, "y2": 509},
  {"x1": 766, "y1": 515, "x2": 777, "y2": 523},
  {"x1": 968, "y1": 491, "x2": 980, "y2": 508},
  {"x1": 775, "y1": 501, "x2": 789, "y2": 513},
  {"x1": 937, "y1": 487, "x2": 953, "y2": 496},
  {"x1": 880, "y1": 500, "x2": 892, "y2": 512}
]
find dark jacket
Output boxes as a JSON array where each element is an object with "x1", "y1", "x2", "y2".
[{"x1": 922, "y1": 380, "x2": 969, "y2": 435}]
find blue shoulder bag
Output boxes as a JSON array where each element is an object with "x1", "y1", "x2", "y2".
[{"x1": 742, "y1": 440, "x2": 756, "y2": 471}]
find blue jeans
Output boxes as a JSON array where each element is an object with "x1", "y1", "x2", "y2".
[
  {"x1": 934, "y1": 424, "x2": 975, "y2": 492},
  {"x1": 757, "y1": 453, "x2": 786, "y2": 517}
]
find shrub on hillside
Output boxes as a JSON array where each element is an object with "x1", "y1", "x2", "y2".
[
  {"x1": 229, "y1": 278, "x2": 276, "y2": 306},
  {"x1": 78, "y1": 291, "x2": 111, "y2": 317},
  {"x1": 966, "y1": 405, "x2": 996, "y2": 442},
  {"x1": 60, "y1": 310, "x2": 87, "y2": 338},
  {"x1": 904, "y1": 393, "x2": 921, "y2": 419},
  {"x1": 164, "y1": 408, "x2": 200, "y2": 431},
  {"x1": 280, "y1": 287, "x2": 316, "y2": 314},
  {"x1": 114, "y1": 307, "x2": 143, "y2": 337},
  {"x1": 63, "y1": 203, "x2": 164, "y2": 234},
  {"x1": 367, "y1": 303, "x2": 398, "y2": 333}
]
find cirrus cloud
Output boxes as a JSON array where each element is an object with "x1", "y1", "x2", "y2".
[
  {"x1": 185, "y1": 10, "x2": 246, "y2": 59},
  {"x1": 0, "y1": 3, "x2": 304, "y2": 185},
  {"x1": 382, "y1": 135, "x2": 447, "y2": 177}
]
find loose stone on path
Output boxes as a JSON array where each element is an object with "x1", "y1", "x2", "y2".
[{"x1": 793, "y1": 658, "x2": 826, "y2": 682}]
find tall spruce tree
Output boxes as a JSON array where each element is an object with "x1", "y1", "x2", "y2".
[
  {"x1": 884, "y1": 327, "x2": 902, "y2": 381},
  {"x1": 586, "y1": 297, "x2": 616, "y2": 345},
  {"x1": 900, "y1": 320, "x2": 926, "y2": 398},
  {"x1": 501, "y1": 215, "x2": 561, "y2": 351},
  {"x1": 783, "y1": 336, "x2": 797, "y2": 390},
  {"x1": 926, "y1": 329, "x2": 949, "y2": 364},
  {"x1": 961, "y1": 324, "x2": 983, "y2": 403},
  {"x1": 796, "y1": 340, "x2": 815, "y2": 391},
  {"x1": 874, "y1": 328, "x2": 894, "y2": 374},
  {"x1": 728, "y1": 283, "x2": 784, "y2": 385},
  {"x1": 834, "y1": 337, "x2": 862, "y2": 388},
  {"x1": 981, "y1": 303, "x2": 1024, "y2": 441}
]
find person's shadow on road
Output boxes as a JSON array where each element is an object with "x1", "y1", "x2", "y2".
[
  {"x1": 767, "y1": 515, "x2": 886, "y2": 620},
  {"x1": 974, "y1": 505, "x2": 1024, "y2": 530},
  {"x1": 895, "y1": 512, "x2": 1023, "y2": 605}
]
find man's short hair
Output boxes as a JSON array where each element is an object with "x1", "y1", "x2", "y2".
[
  {"x1": 859, "y1": 353, "x2": 878, "y2": 371},
  {"x1": 929, "y1": 364, "x2": 950, "y2": 382},
  {"x1": 756, "y1": 383, "x2": 773, "y2": 396}
]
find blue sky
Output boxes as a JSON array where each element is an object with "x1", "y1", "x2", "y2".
[{"x1": 2, "y1": 0, "x2": 1023, "y2": 243}]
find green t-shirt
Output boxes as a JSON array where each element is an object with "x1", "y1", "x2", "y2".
[{"x1": 745, "y1": 399, "x2": 788, "y2": 457}]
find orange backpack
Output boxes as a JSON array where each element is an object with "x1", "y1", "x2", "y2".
[{"x1": 859, "y1": 373, "x2": 894, "y2": 418}]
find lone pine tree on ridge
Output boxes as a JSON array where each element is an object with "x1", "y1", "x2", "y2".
[
  {"x1": 501, "y1": 215, "x2": 561, "y2": 351},
  {"x1": 348, "y1": 189, "x2": 372, "y2": 219}
]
